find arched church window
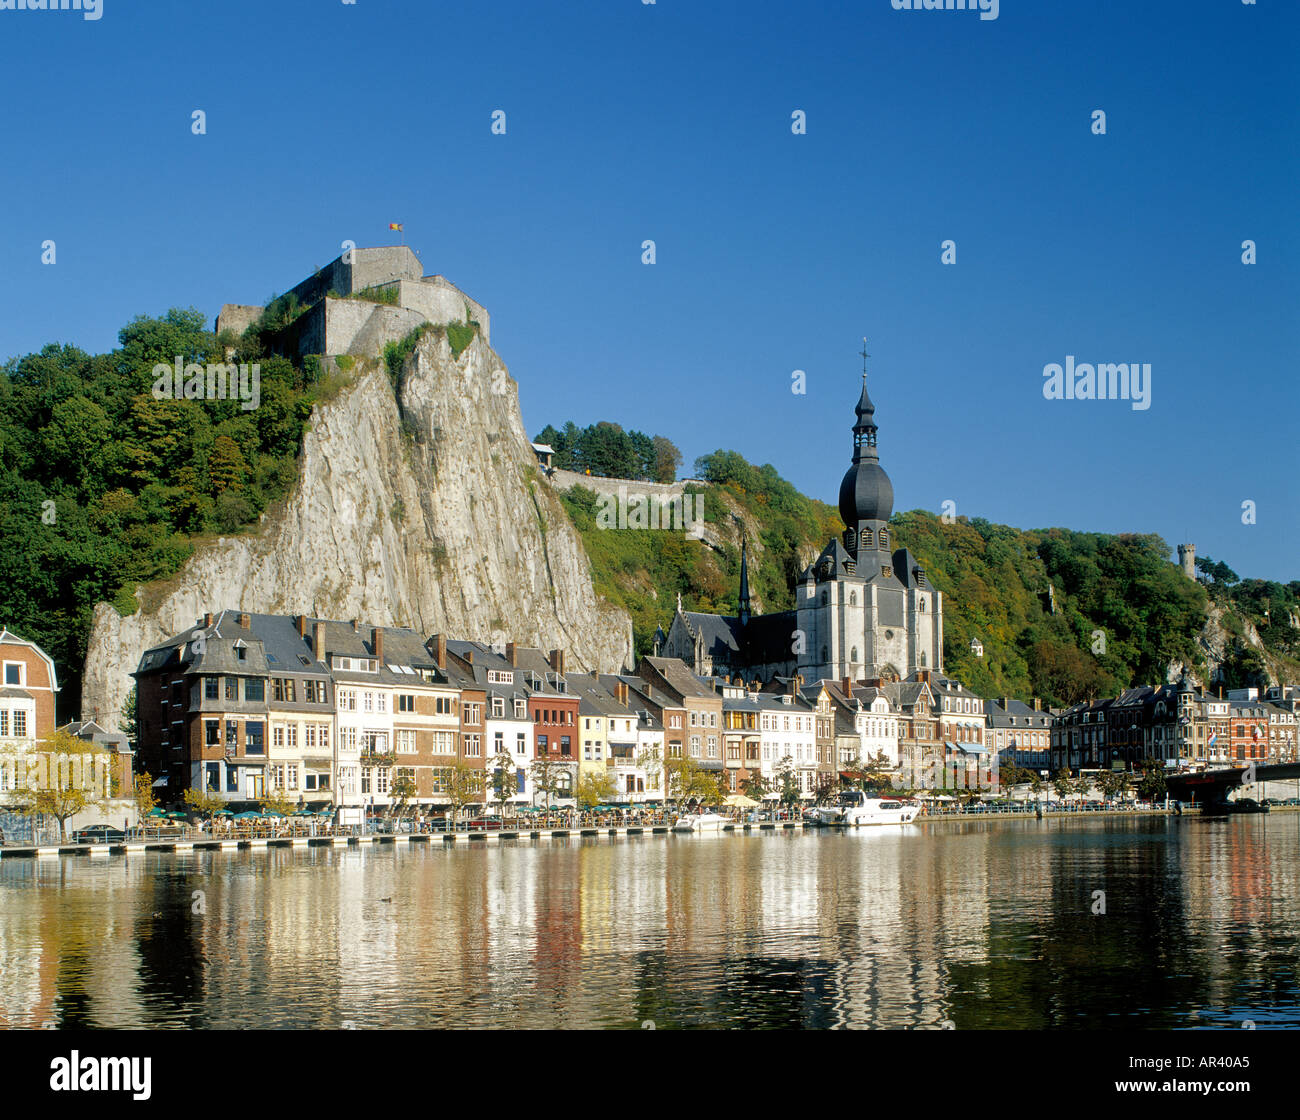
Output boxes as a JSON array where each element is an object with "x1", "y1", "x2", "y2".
[
  {"x1": 850, "y1": 647, "x2": 858, "y2": 662},
  {"x1": 920, "y1": 651, "x2": 927, "y2": 668},
  {"x1": 821, "y1": 590, "x2": 828, "y2": 605},
  {"x1": 919, "y1": 599, "x2": 926, "y2": 612},
  {"x1": 849, "y1": 591, "x2": 857, "y2": 606}
]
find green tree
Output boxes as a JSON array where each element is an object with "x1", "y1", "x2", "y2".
[
  {"x1": 389, "y1": 773, "x2": 417, "y2": 819},
  {"x1": 4, "y1": 730, "x2": 108, "y2": 840},
  {"x1": 439, "y1": 762, "x2": 485, "y2": 823},
  {"x1": 183, "y1": 788, "x2": 227, "y2": 820},
  {"x1": 577, "y1": 769, "x2": 618, "y2": 809},
  {"x1": 487, "y1": 751, "x2": 519, "y2": 812},
  {"x1": 1135, "y1": 757, "x2": 1167, "y2": 802}
]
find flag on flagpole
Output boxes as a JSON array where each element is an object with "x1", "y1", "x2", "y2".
[{"x1": 389, "y1": 223, "x2": 403, "y2": 231}]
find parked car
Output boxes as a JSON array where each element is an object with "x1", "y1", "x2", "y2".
[{"x1": 73, "y1": 824, "x2": 126, "y2": 844}]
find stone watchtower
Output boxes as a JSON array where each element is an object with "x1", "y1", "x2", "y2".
[{"x1": 1177, "y1": 543, "x2": 1196, "y2": 580}]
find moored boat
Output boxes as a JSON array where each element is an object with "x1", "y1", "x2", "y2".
[
  {"x1": 813, "y1": 791, "x2": 920, "y2": 827},
  {"x1": 672, "y1": 812, "x2": 728, "y2": 833}
]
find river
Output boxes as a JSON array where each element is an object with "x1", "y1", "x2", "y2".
[{"x1": 1, "y1": 815, "x2": 1297, "y2": 1029}]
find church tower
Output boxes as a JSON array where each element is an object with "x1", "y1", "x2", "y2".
[{"x1": 837, "y1": 344, "x2": 896, "y2": 577}]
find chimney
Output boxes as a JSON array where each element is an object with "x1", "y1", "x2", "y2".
[
  {"x1": 296, "y1": 614, "x2": 307, "y2": 638},
  {"x1": 313, "y1": 622, "x2": 327, "y2": 662},
  {"x1": 431, "y1": 634, "x2": 447, "y2": 670},
  {"x1": 1033, "y1": 698, "x2": 1042, "y2": 712},
  {"x1": 841, "y1": 676, "x2": 852, "y2": 696},
  {"x1": 204, "y1": 612, "x2": 214, "y2": 627},
  {"x1": 1001, "y1": 697, "x2": 1012, "y2": 710},
  {"x1": 238, "y1": 612, "x2": 250, "y2": 630},
  {"x1": 549, "y1": 648, "x2": 566, "y2": 675},
  {"x1": 372, "y1": 627, "x2": 384, "y2": 664},
  {"x1": 351, "y1": 618, "x2": 359, "y2": 633},
  {"x1": 506, "y1": 642, "x2": 518, "y2": 667},
  {"x1": 463, "y1": 649, "x2": 473, "y2": 664},
  {"x1": 616, "y1": 681, "x2": 629, "y2": 706}
]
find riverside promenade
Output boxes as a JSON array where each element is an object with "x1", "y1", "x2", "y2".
[{"x1": 1, "y1": 803, "x2": 1277, "y2": 860}]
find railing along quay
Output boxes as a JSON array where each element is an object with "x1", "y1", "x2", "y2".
[{"x1": 1, "y1": 803, "x2": 1288, "y2": 859}]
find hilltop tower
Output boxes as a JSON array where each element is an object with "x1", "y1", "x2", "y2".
[{"x1": 1177, "y1": 543, "x2": 1196, "y2": 580}]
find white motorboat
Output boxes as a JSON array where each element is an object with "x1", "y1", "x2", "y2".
[
  {"x1": 813, "y1": 791, "x2": 920, "y2": 827},
  {"x1": 672, "y1": 812, "x2": 728, "y2": 833}
]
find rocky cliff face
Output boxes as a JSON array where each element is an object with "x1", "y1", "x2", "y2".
[
  {"x1": 1166, "y1": 600, "x2": 1277, "y2": 688},
  {"x1": 82, "y1": 329, "x2": 633, "y2": 726}
]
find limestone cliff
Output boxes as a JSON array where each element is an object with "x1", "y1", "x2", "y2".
[{"x1": 81, "y1": 330, "x2": 633, "y2": 726}]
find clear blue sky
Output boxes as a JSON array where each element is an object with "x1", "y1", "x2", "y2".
[{"x1": 2, "y1": 0, "x2": 1295, "y2": 581}]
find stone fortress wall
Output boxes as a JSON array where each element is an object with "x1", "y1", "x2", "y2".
[{"x1": 214, "y1": 246, "x2": 491, "y2": 359}]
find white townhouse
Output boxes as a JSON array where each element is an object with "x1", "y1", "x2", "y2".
[
  {"x1": 448, "y1": 643, "x2": 536, "y2": 809},
  {"x1": 756, "y1": 691, "x2": 818, "y2": 796}
]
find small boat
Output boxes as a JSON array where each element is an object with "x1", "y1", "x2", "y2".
[
  {"x1": 813, "y1": 791, "x2": 920, "y2": 827},
  {"x1": 672, "y1": 812, "x2": 728, "y2": 833}
]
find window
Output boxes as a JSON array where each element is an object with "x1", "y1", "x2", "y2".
[
  {"x1": 517, "y1": 732, "x2": 527, "y2": 755},
  {"x1": 363, "y1": 692, "x2": 374, "y2": 713},
  {"x1": 205, "y1": 719, "x2": 220, "y2": 745},
  {"x1": 205, "y1": 677, "x2": 220, "y2": 700},
  {"x1": 273, "y1": 725, "x2": 284, "y2": 749},
  {"x1": 226, "y1": 720, "x2": 238, "y2": 750},
  {"x1": 245, "y1": 678, "x2": 265, "y2": 703},
  {"x1": 304, "y1": 679, "x2": 326, "y2": 704},
  {"x1": 0, "y1": 710, "x2": 8, "y2": 737},
  {"x1": 488, "y1": 670, "x2": 513, "y2": 684},
  {"x1": 464, "y1": 734, "x2": 481, "y2": 758},
  {"x1": 246, "y1": 722, "x2": 265, "y2": 754},
  {"x1": 465, "y1": 703, "x2": 482, "y2": 725},
  {"x1": 273, "y1": 678, "x2": 295, "y2": 703},
  {"x1": 850, "y1": 591, "x2": 857, "y2": 606},
  {"x1": 361, "y1": 768, "x2": 372, "y2": 794},
  {"x1": 225, "y1": 677, "x2": 238, "y2": 701},
  {"x1": 514, "y1": 699, "x2": 527, "y2": 719},
  {"x1": 821, "y1": 590, "x2": 828, "y2": 605},
  {"x1": 690, "y1": 735, "x2": 701, "y2": 757},
  {"x1": 396, "y1": 729, "x2": 417, "y2": 753},
  {"x1": 377, "y1": 693, "x2": 387, "y2": 713},
  {"x1": 433, "y1": 731, "x2": 455, "y2": 755},
  {"x1": 375, "y1": 768, "x2": 389, "y2": 795},
  {"x1": 3, "y1": 663, "x2": 22, "y2": 686},
  {"x1": 492, "y1": 697, "x2": 505, "y2": 718},
  {"x1": 398, "y1": 694, "x2": 416, "y2": 713},
  {"x1": 436, "y1": 696, "x2": 455, "y2": 715},
  {"x1": 287, "y1": 765, "x2": 299, "y2": 791},
  {"x1": 338, "y1": 689, "x2": 356, "y2": 711},
  {"x1": 560, "y1": 736, "x2": 571, "y2": 756},
  {"x1": 286, "y1": 724, "x2": 298, "y2": 748},
  {"x1": 537, "y1": 734, "x2": 548, "y2": 752}
]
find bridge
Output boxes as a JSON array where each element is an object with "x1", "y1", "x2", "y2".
[{"x1": 1166, "y1": 762, "x2": 1300, "y2": 808}]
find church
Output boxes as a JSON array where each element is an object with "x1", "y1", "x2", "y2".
[{"x1": 657, "y1": 363, "x2": 945, "y2": 685}]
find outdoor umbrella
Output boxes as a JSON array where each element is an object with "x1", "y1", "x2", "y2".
[{"x1": 233, "y1": 811, "x2": 260, "y2": 820}]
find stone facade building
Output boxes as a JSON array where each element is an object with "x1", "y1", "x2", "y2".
[{"x1": 658, "y1": 375, "x2": 945, "y2": 686}]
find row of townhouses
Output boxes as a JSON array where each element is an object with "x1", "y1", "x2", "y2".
[{"x1": 3, "y1": 617, "x2": 1297, "y2": 818}]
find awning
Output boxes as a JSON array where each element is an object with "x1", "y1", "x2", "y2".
[
  {"x1": 151, "y1": 776, "x2": 169, "y2": 787},
  {"x1": 947, "y1": 741, "x2": 988, "y2": 755}
]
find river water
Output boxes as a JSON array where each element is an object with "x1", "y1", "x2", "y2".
[{"x1": 1, "y1": 815, "x2": 1297, "y2": 1030}]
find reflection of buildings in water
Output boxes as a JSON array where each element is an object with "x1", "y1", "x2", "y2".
[{"x1": 0, "y1": 857, "x2": 151, "y2": 1029}]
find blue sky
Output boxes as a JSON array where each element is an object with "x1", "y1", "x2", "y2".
[{"x1": 1, "y1": 0, "x2": 1296, "y2": 581}]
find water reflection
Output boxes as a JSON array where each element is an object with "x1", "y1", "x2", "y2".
[{"x1": 1, "y1": 817, "x2": 1297, "y2": 1029}]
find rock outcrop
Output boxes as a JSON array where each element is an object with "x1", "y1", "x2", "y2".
[{"x1": 81, "y1": 329, "x2": 632, "y2": 727}]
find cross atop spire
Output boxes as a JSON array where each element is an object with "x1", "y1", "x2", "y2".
[{"x1": 859, "y1": 337, "x2": 870, "y2": 384}]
